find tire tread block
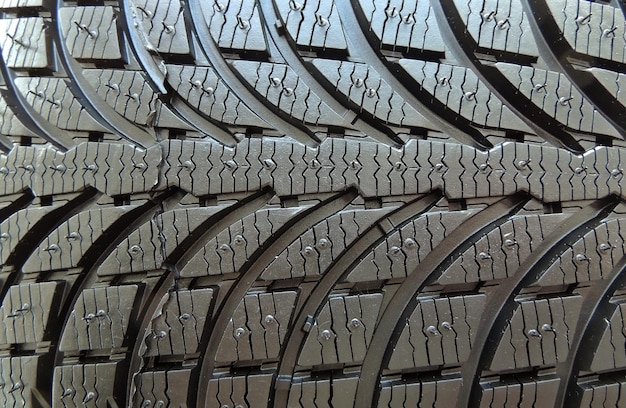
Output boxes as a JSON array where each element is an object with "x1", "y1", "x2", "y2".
[
  {"x1": 22, "y1": 207, "x2": 137, "y2": 274},
  {"x1": 0, "y1": 356, "x2": 43, "y2": 408},
  {"x1": 59, "y1": 285, "x2": 139, "y2": 352},
  {"x1": 133, "y1": 0, "x2": 190, "y2": 56},
  {"x1": 288, "y1": 377, "x2": 358, "y2": 408},
  {"x1": 231, "y1": 60, "x2": 348, "y2": 127},
  {"x1": 0, "y1": 281, "x2": 62, "y2": 344},
  {"x1": 388, "y1": 294, "x2": 486, "y2": 370},
  {"x1": 133, "y1": 368, "x2": 192, "y2": 408},
  {"x1": 579, "y1": 379, "x2": 626, "y2": 408},
  {"x1": 377, "y1": 377, "x2": 462, "y2": 408},
  {"x1": 356, "y1": 0, "x2": 445, "y2": 54},
  {"x1": 0, "y1": 205, "x2": 61, "y2": 267},
  {"x1": 310, "y1": 59, "x2": 429, "y2": 128},
  {"x1": 545, "y1": 0, "x2": 625, "y2": 64},
  {"x1": 0, "y1": 96, "x2": 36, "y2": 137},
  {"x1": 0, "y1": 17, "x2": 51, "y2": 70},
  {"x1": 143, "y1": 288, "x2": 213, "y2": 357},
  {"x1": 496, "y1": 63, "x2": 620, "y2": 137},
  {"x1": 438, "y1": 214, "x2": 567, "y2": 285},
  {"x1": 166, "y1": 64, "x2": 270, "y2": 128},
  {"x1": 452, "y1": 0, "x2": 538, "y2": 57},
  {"x1": 346, "y1": 211, "x2": 473, "y2": 282},
  {"x1": 216, "y1": 291, "x2": 297, "y2": 364},
  {"x1": 298, "y1": 293, "x2": 382, "y2": 366},
  {"x1": 274, "y1": 0, "x2": 348, "y2": 53},
  {"x1": 534, "y1": 218, "x2": 626, "y2": 286},
  {"x1": 588, "y1": 302, "x2": 626, "y2": 372},
  {"x1": 398, "y1": 59, "x2": 530, "y2": 131},
  {"x1": 52, "y1": 362, "x2": 117, "y2": 408},
  {"x1": 19, "y1": 142, "x2": 161, "y2": 197},
  {"x1": 490, "y1": 296, "x2": 582, "y2": 372},
  {"x1": 14, "y1": 77, "x2": 106, "y2": 132},
  {"x1": 479, "y1": 377, "x2": 560, "y2": 408},
  {"x1": 201, "y1": 0, "x2": 268, "y2": 54},
  {"x1": 96, "y1": 215, "x2": 164, "y2": 276},
  {"x1": 590, "y1": 68, "x2": 626, "y2": 110},
  {"x1": 0, "y1": 0, "x2": 42, "y2": 9},
  {"x1": 82, "y1": 69, "x2": 158, "y2": 126},
  {"x1": 206, "y1": 373, "x2": 273, "y2": 408},
  {"x1": 179, "y1": 208, "x2": 304, "y2": 278},
  {"x1": 261, "y1": 208, "x2": 393, "y2": 280},
  {"x1": 59, "y1": 6, "x2": 122, "y2": 61}
]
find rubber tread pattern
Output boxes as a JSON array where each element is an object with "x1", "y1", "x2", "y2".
[{"x1": 0, "y1": 1, "x2": 624, "y2": 407}]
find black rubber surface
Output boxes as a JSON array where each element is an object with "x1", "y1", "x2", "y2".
[{"x1": 0, "y1": 0, "x2": 625, "y2": 407}]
